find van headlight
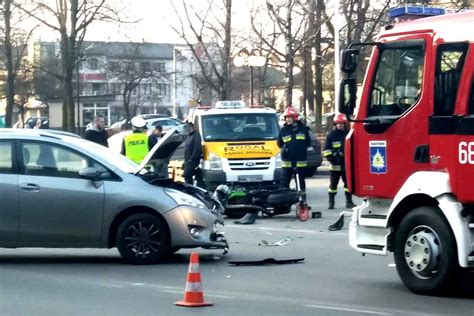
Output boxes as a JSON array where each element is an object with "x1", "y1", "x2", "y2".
[
  {"x1": 275, "y1": 152, "x2": 282, "y2": 168},
  {"x1": 207, "y1": 153, "x2": 223, "y2": 170},
  {"x1": 164, "y1": 188, "x2": 206, "y2": 209}
]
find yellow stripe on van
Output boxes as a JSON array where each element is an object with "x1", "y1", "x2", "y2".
[{"x1": 204, "y1": 141, "x2": 280, "y2": 159}]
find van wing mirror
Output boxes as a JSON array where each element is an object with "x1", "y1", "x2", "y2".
[
  {"x1": 340, "y1": 49, "x2": 359, "y2": 74},
  {"x1": 339, "y1": 79, "x2": 357, "y2": 116}
]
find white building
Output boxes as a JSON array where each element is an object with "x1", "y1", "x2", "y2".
[{"x1": 34, "y1": 41, "x2": 201, "y2": 128}]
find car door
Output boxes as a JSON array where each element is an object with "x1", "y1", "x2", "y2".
[
  {"x1": 351, "y1": 37, "x2": 431, "y2": 198},
  {"x1": 18, "y1": 140, "x2": 104, "y2": 243},
  {"x1": 0, "y1": 140, "x2": 19, "y2": 241}
]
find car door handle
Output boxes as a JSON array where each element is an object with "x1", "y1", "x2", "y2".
[{"x1": 20, "y1": 183, "x2": 40, "y2": 192}]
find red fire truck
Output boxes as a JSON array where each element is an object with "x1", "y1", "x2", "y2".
[{"x1": 339, "y1": 8, "x2": 474, "y2": 295}]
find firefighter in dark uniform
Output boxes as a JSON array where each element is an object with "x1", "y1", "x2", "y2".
[
  {"x1": 121, "y1": 117, "x2": 149, "y2": 164},
  {"x1": 277, "y1": 107, "x2": 311, "y2": 194},
  {"x1": 323, "y1": 113, "x2": 355, "y2": 209}
]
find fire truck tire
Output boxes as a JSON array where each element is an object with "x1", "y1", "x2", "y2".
[{"x1": 394, "y1": 206, "x2": 458, "y2": 295}]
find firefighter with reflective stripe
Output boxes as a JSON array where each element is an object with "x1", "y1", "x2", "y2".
[
  {"x1": 277, "y1": 107, "x2": 311, "y2": 192},
  {"x1": 324, "y1": 113, "x2": 355, "y2": 209},
  {"x1": 121, "y1": 117, "x2": 149, "y2": 164}
]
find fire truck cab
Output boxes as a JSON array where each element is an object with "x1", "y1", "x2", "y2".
[{"x1": 339, "y1": 9, "x2": 474, "y2": 294}]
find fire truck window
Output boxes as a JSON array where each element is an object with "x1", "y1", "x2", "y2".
[
  {"x1": 434, "y1": 44, "x2": 468, "y2": 116},
  {"x1": 368, "y1": 47, "x2": 424, "y2": 117}
]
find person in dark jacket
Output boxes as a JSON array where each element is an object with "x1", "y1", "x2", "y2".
[
  {"x1": 148, "y1": 125, "x2": 163, "y2": 150},
  {"x1": 148, "y1": 125, "x2": 168, "y2": 178},
  {"x1": 183, "y1": 121, "x2": 204, "y2": 187},
  {"x1": 323, "y1": 113, "x2": 355, "y2": 209},
  {"x1": 84, "y1": 115, "x2": 108, "y2": 147},
  {"x1": 277, "y1": 107, "x2": 311, "y2": 193}
]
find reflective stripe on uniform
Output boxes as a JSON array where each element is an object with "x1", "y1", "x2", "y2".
[
  {"x1": 332, "y1": 141, "x2": 342, "y2": 148},
  {"x1": 330, "y1": 165, "x2": 342, "y2": 171},
  {"x1": 344, "y1": 187, "x2": 350, "y2": 192},
  {"x1": 328, "y1": 188, "x2": 338, "y2": 193},
  {"x1": 295, "y1": 133, "x2": 306, "y2": 140},
  {"x1": 281, "y1": 161, "x2": 292, "y2": 168},
  {"x1": 282, "y1": 135, "x2": 291, "y2": 143},
  {"x1": 296, "y1": 161, "x2": 307, "y2": 167},
  {"x1": 323, "y1": 150, "x2": 332, "y2": 157}
]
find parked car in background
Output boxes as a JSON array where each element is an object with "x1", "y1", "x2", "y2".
[
  {"x1": 109, "y1": 116, "x2": 184, "y2": 131},
  {"x1": 0, "y1": 128, "x2": 227, "y2": 264},
  {"x1": 12, "y1": 117, "x2": 50, "y2": 129}
]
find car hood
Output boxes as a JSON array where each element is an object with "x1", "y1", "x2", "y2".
[{"x1": 133, "y1": 125, "x2": 187, "y2": 175}]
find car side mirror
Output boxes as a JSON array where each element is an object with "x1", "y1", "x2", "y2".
[
  {"x1": 339, "y1": 78, "x2": 357, "y2": 116},
  {"x1": 340, "y1": 49, "x2": 359, "y2": 74},
  {"x1": 79, "y1": 167, "x2": 100, "y2": 181}
]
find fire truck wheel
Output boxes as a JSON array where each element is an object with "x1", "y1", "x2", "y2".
[{"x1": 394, "y1": 206, "x2": 458, "y2": 295}]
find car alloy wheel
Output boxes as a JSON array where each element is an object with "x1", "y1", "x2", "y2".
[{"x1": 116, "y1": 213, "x2": 170, "y2": 264}]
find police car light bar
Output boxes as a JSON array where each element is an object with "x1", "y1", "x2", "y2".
[
  {"x1": 389, "y1": 6, "x2": 446, "y2": 19},
  {"x1": 215, "y1": 101, "x2": 246, "y2": 109}
]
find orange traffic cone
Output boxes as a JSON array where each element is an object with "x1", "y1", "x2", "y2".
[{"x1": 175, "y1": 252, "x2": 213, "y2": 307}]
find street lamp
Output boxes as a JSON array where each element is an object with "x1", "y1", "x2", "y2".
[{"x1": 233, "y1": 49, "x2": 266, "y2": 105}]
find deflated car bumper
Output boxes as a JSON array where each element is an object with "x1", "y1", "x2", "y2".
[{"x1": 163, "y1": 205, "x2": 228, "y2": 251}]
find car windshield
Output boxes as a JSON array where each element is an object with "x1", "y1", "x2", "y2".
[
  {"x1": 201, "y1": 113, "x2": 279, "y2": 141},
  {"x1": 69, "y1": 137, "x2": 143, "y2": 174}
]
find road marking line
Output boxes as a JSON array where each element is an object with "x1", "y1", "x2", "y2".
[{"x1": 307, "y1": 304, "x2": 391, "y2": 315}]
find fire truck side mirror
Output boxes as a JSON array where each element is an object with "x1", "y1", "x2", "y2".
[
  {"x1": 339, "y1": 79, "x2": 357, "y2": 116},
  {"x1": 340, "y1": 49, "x2": 359, "y2": 74}
]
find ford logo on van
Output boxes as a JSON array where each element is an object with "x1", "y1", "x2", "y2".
[{"x1": 244, "y1": 162, "x2": 256, "y2": 167}]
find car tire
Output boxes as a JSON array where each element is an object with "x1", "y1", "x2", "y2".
[
  {"x1": 116, "y1": 213, "x2": 170, "y2": 265},
  {"x1": 394, "y1": 206, "x2": 459, "y2": 295},
  {"x1": 267, "y1": 190, "x2": 298, "y2": 206}
]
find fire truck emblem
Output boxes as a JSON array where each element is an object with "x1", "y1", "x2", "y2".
[{"x1": 369, "y1": 141, "x2": 387, "y2": 174}]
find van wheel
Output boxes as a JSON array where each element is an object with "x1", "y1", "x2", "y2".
[
  {"x1": 116, "y1": 213, "x2": 170, "y2": 265},
  {"x1": 394, "y1": 206, "x2": 458, "y2": 295}
]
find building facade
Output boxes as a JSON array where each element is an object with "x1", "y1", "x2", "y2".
[{"x1": 33, "y1": 41, "x2": 200, "y2": 128}]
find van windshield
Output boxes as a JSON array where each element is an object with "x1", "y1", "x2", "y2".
[{"x1": 201, "y1": 113, "x2": 279, "y2": 141}]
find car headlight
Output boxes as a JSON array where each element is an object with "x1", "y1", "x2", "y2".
[
  {"x1": 275, "y1": 152, "x2": 282, "y2": 168},
  {"x1": 164, "y1": 188, "x2": 206, "y2": 209},
  {"x1": 204, "y1": 153, "x2": 222, "y2": 170}
]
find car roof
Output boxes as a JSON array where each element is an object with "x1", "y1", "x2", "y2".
[
  {"x1": 0, "y1": 128, "x2": 80, "y2": 140},
  {"x1": 195, "y1": 107, "x2": 277, "y2": 116}
]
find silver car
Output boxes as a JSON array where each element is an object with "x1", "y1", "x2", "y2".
[{"x1": 0, "y1": 128, "x2": 227, "y2": 264}]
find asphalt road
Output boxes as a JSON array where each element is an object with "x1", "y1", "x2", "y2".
[{"x1": 0, "y1": 169, "x2": 473, "y2": 316}]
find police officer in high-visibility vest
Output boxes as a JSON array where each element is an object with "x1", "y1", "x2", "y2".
[
  {"x1": 323, "y1": 113, "x2": 355, "y2": 209},
  {"x1": 121, "y1": 117, "x2": 149, "y2": 164},
  {"x1": 277, "y1": 107, "x2": 311, "y2": 194}
]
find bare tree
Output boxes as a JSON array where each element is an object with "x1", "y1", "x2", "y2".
[
  {"x1": 169, "y1": 0, "x2": 233, "y2": 101},
  {"x1": 1, "y1": 0, "x2": 37, "y2": 127},
  {"x1": 14, "y1": 0, "x2": 121, "y2": 132},
  {"x1": 252, "y1": 0, "x2": 307, "y2": 107}
]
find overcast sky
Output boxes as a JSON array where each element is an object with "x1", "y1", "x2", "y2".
[{"x1": 33, "y1": 0, "x2": 259, "y2": 43}]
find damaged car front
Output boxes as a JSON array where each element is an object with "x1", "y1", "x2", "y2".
[{"x1": 133, "y1": 126, "x2": 228, "y2": 255}]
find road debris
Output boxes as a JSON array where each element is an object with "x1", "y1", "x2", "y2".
[
  {"x1": 228, "y1": 258, "x2": 305, "y2": 266},
  {"x1": 233, "y1": 212, "x2": 258, "y2": 225},
  {"x1": 258, "y1": 237, "x2": 293, "y2": 247}
]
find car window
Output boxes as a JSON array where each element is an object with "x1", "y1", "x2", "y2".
[
  {"x1": 0, "y1": 141, "x2": 13, "y2": 174},
  {"x1": 21, "y1": 142, "x2": 88, "y2": 178}
]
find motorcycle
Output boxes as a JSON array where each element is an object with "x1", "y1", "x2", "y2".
[{"x1": 214, "y1": 185, "x2": 299, "y2": 219}]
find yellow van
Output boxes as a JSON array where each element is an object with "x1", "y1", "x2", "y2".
[{"x1": 189, "y1": 101, "x2": 282, "y2": 190}]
